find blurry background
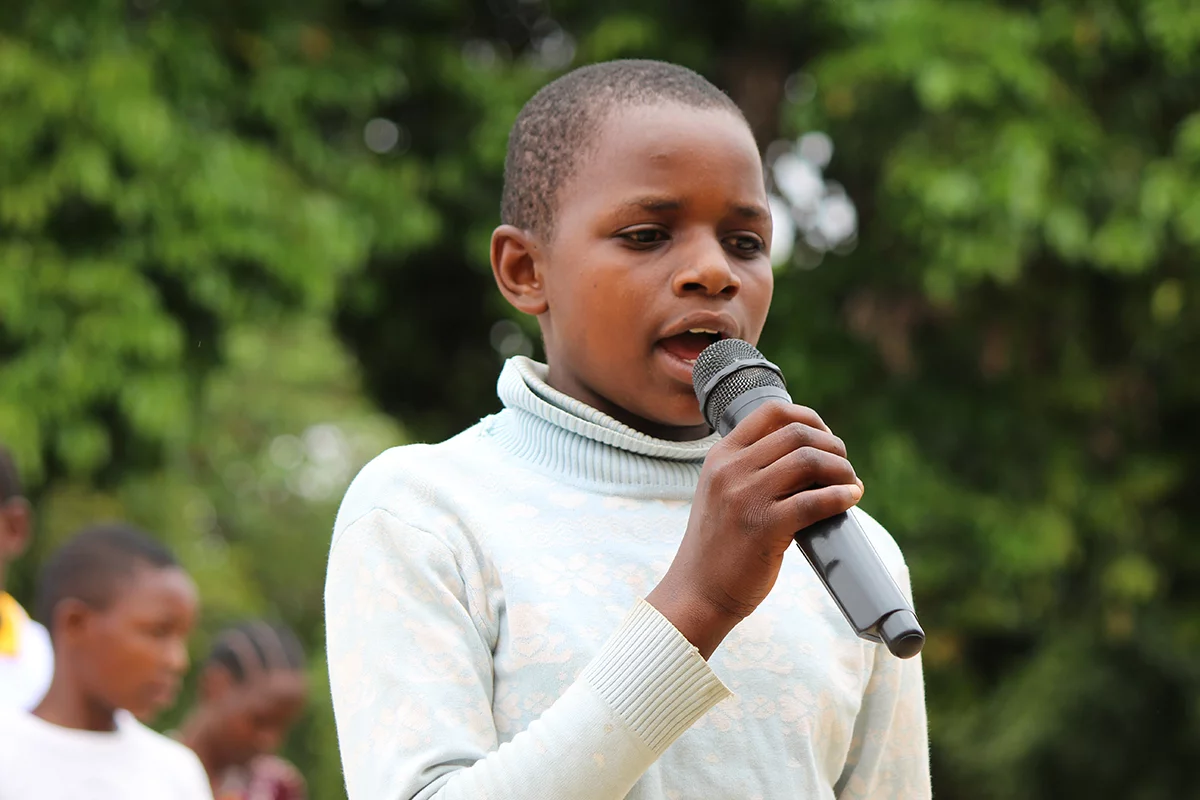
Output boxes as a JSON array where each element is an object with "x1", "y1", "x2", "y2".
[{"x1": 2, "y1": 0, "x2": 1198, "y2": 797}]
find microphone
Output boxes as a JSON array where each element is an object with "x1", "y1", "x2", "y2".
[{"x1": 692, "y1": 338, "x2": 925, "y2": 659}]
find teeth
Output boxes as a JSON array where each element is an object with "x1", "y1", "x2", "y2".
[
  {"x1": 683, "y1": 358, "x2": 696, "y2": 365},
  {"x1": 688, "y1": 328, "x2": 720, "y2": 335}
]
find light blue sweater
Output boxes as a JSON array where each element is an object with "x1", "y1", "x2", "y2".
[{"x1": 326, "y1": 357, "x2": 930, "y2": 800}]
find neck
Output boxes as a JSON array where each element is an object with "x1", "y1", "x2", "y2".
[
  {"x1": 34, "y1": 669, "x2": 119, "y2": 732},
  {"x1": 544, "y1": 367, "x2": 712, "y2": 442},
  {"x1": 176, "y1": 712, "x2": 228, "y2": 783}
]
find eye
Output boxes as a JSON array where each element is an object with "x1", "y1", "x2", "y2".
[
  {"x1": 147, "y1": 622, "x2": 173, "y2": 639},
  {"x1": 619, "y1": 227, "x2": 669, "y2": 247},
  {"x1": 725, "y1": 234, "x2": 766, "y2": 255}
]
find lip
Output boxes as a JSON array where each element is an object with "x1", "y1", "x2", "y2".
[
  {"x1": 654, "y1": 311, "x2": 742, "y2": 385},
  {"x1": 656, "y1": 346, "x2": 703, "y2": 385},
  {"x1": 656, "y1": 310, "x2": 741, "y2": 342}
]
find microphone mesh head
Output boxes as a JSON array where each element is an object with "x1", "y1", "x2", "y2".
[{"x1": 692, "y1": 339, "x2": 787, "y2": 431}]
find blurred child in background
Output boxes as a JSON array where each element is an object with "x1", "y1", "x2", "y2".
[
  {"x1": 0, "y1": 445, "x2": 53, "y2": 711},
  {"x1": 0, "y1": 523, "x2": 211, "y2": 799},
  {"x1": 177, "y1": 620, "x2": 310, "y2": 800}
]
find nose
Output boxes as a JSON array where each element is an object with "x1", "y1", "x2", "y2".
[
  {"x1": 165, "y1": 636, "x2": 190, "y2": 675},
  {"x1": 672, "y1": 237, "x2": 741, "y2": 298}
]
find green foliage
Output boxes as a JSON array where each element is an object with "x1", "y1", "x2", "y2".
[
  {"x1": 2, "y1": 0, "x2": 1198, "y2": 798},
  {"x1": 770, "y1": 1, "x2": 1200, "y2": 795}
]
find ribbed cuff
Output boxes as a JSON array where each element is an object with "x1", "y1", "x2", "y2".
[{"x1": 581, "y1": 599, "x2": 731, "y2": 754}]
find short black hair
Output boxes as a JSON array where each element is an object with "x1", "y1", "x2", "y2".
[
  {"x1": 207, "y1": 619, "x2": 306, "y2": 682},
  {"x1": 0, "y1": 445, "x2": 22, "y2": 502},
  {"x1": 501, "y1": 59, "x2": 745, "y2": 236},
  {"x1": 36, "y1": 523, "x2": 178, "y2": 632}
]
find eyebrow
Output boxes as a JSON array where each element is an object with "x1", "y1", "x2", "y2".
[
  {"x1": 621, "y1": 196, "x2": 683, "y2": 213},
  {"x1": 731, "y1": 203, "x2": 769, "y2": 220},
  {"x1": 619, "y1": 196, "x2": 770, "y2": 220}
]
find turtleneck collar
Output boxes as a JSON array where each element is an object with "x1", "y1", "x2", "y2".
[{"x1": 485, "y1": 357, "x2": 717, "y2": 498}]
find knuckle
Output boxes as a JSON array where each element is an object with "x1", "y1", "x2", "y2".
[
  {"x1": 756, "y1": 401, "x2": 791, "y2": 430},
  {"x1": 707, "y1": 459, "x2": 750, "y2": 498},
  {"x1": 768, "y1": 400, "x2": 794, "y2": 419},
  {"x1": 822, "y1": 452, "x2": 850, "y2": 475},
  {"x1": 790, "y1": 495, "x2": 817, "y2": 529},
  {"x1": 705, "y1": 462, "x2": 733, "y2": 492},
  {"x1": 787, "y1": 421, "x2": 812, "y2": 448},
  {"x1": 753, "y1": 401, "x2": 784, "y2": 423},
  {"x1": 792, "y1": 446, "x2": 824, "y2": 474}
]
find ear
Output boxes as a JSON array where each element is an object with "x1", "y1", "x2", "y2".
[
  {"x1": 55, "y1": 597, "x2": 93, "y2": 643},
  {"x1": 490, "y1": 225, "x2": 549, "y2": 316},
  {"x1": 200, "y1": 663, "x2": 237, "y2": 704},
  {"x1": 0, "y1": 498, "x2": 31, "y2": 560}
]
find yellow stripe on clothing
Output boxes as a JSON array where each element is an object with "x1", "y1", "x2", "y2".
[{"x1": 0, "y1": 592, "x2": 28, "y2": 657}]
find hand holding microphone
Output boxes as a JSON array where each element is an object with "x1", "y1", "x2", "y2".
[{"x1": 646, "y1": 339, "x2": 923, "y2": 660}]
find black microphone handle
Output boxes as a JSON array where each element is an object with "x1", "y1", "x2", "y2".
[
  {"x1": 724, "y1": 393, "x2": 925, "y2": 660},
  {"x1": 793, "y1": 512, "x2": 925, "y2": 659}
]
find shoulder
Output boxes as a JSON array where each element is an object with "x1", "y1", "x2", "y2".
[
  {"x1": 0, "y1": 712, "x2": 27, "y2": 778},
  {"x1": 332, "y1": 421, "x2": 498, "y2": 542},
  {"x1": 0, "y1": 710, "x2": 46, "y2": 774},
  {"x1": 121, "y1": 715, "x2": 208, "y2": 776}
]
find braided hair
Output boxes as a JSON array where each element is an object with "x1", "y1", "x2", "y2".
[{"x1": 207, "y1": 620, "x2": 306, "y2": 683}]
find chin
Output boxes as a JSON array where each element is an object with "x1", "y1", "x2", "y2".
[
  {"x1": 658, "y1": 398, "x2": 708, "y2": 428},
  {"x1": 639, "y1": 405, "x2": 709, "y2": 435},
  {"x1": 125, "y1": 704, "x2": 156, "y2": 723}
]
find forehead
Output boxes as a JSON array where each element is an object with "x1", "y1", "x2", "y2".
[
  {"x1": 561, "y1": 103, "x2": 766, "y2": 215},
  {"x1": 106, "y1": 564, "x2": 197, "y2": 612}
]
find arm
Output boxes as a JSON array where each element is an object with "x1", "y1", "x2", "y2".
[
  {"x1": 833, "y1": 571, "x2": 932, "y2": 799},
  {"x1": 325, "y1": 508, "x2": 730, "y2": 800}
]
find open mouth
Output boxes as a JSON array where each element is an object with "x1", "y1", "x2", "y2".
[{"x1": 659, "y1": 328, "x2": 725, "y2": 366}]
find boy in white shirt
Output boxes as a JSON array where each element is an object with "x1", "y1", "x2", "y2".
[
  {"x1": 0, "y1": 445, "x2": 53, "y2": 711},
  {"x1": 0, "y1": 523, "x2": 213, "y2": 800}
]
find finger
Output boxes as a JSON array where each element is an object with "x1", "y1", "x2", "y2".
[
  {"x1": 720, "y1": 400, "x2": 832, "y2": 449},
  {"x1": 783, "y1": 483, "x2": 863, "y2": 532},
  {"x1": 741, "y1": 420, "x2": 847, "y2": 470},
  {"x1": 761, "y1": 447, "x2": 857, "y2": 496}
]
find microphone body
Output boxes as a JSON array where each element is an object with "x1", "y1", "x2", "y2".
[{"x1": 693, "y1": 339, "x2": 925, "y2": 659}]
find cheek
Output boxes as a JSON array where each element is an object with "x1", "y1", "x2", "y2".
[
  {"x1": 216, "y1": 710, "x2": 257, "y2": 748},
  {"x1": 584, "y1": 280, "x2": 654, "y2": 348},
  {"x1": 742, "y1": 270, "x2": 774, "y2": 338},
  {"x1": 90, "y1": 638, "x2": 151, "y2": 689},
  {"x1": 119, "y1": 637, "x2": 163, "y2": 672},
  {"x1": 234, "y1": 714, "x2": 259, "y2": 739}
]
